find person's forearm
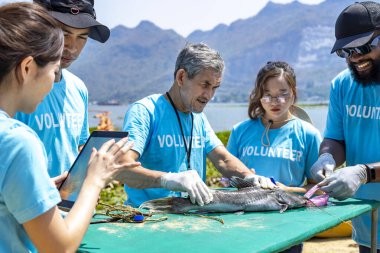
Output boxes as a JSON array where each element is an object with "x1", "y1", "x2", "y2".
[
  {"x1": 281, "y1": 186, "x2": 308, "y2": 193},
  {"x1": 320, "y1": 138, "x2": 380, "y2": 183},
  {"x1": 215, "y1": 154, "x2": 252, "y2": 178},
  {"x1": 361, "y1": 162, "x2": 380, "y2": 183},
  {"x1": 116, "y1": 150, "x2": 165, "y2": 188},
  {"x1": 319, "y1": 138, "x2": 346, "y2": 167},
  {"x1": 281, "y1": 183, "x2": 323, "y2": 194},
  {"x1": 33, "y1": 180, "x2": 104, "y2": 251},
  {"x1": 116, "y1": 166, "x2": 164, "y2": 188},
  {"x1": 63, "y1": 180, "x2": 102, "y2": 249},
  {"x1": 208, "y1": 146, "x2": 252, "y2": 178}
]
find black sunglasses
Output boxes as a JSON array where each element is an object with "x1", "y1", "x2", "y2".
[{"x1": 336, "y1": 35, "x2": 380, "y2": 58}]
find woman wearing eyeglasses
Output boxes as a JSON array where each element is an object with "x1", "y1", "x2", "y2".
[
  {"x1": 227, "y1": 61, "x2": 321, "y2": 252},
  {"x1": 227, "y1": 61, "x2": 322, "y2": 193}
]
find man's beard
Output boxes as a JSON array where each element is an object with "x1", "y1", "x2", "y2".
[{"x1": 348, "y1": 59, "x2": 380, "y2": 85}]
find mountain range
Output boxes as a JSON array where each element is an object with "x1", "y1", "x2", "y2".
[{"x1": 69, "y1": 0, "x2": 353, "y2": 104}]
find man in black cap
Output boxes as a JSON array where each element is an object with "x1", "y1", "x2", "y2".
[
  {"x1": 310, "y1": 1, "x2": 380, "y2": 252},
  {"x1": 15, "y1": 0, "x2": 110, "y2": 180}
]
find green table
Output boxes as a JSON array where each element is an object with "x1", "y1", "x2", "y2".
[{"x1": 78, "y1": 198, "x2": 379, "y2": 253}]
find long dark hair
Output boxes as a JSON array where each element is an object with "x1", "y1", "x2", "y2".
[
  {"x1": 0, "y1": 2, "x2": 64, "y2": 83},
  {"x1": 248, "y1": 61, "x2": 297, "y2": 119}
]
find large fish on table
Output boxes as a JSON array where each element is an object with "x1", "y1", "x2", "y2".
[{"x1": 140, "y1": 177, "x2": 310, "y2": 214}]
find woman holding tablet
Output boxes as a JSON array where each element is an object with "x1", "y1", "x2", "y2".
[{"x1": 0, "y1": 3, "x2": 139, "y2": 252}]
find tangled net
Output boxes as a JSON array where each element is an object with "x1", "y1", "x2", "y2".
[{"x1": 92, "y1": 203, "x2": 168, "y2": 224}]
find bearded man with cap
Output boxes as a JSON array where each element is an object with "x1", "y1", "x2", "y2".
[
  {"x1": 15, "y1": 0, "x2": 110, "y2": 179},
  {"x1": 309, "y1": 1, "x2": 380, "y2": 252}
]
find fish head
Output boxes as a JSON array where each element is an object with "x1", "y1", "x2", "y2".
[{"x1": 276, "y1": 190, "x2": 308, "y2": 208}]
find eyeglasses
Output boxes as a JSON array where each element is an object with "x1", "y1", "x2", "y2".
[
  {"x1": 260, "y1": 93, "x2": 291, "y2": 104},
  {"x1": 336, "y1": 35, "x2": 380, "y2": 58}
]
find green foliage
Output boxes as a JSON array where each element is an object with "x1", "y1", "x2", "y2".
[
  {"x1": 89, "y1": 127, "x2": 97, "y2": 134},
  {"x1": 97, "y1": 183, "x2": 127, "y2": 211},
  {"x1": 206, "y1": 131, "x2": 231, "y2": 187},
  {"x1": 216, "y1": 131, "x2": 231, "y2": 146}
]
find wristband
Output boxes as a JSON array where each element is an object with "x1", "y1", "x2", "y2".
[{"x1": 363, "y1": 164, "x2": 376, "y2": 183}]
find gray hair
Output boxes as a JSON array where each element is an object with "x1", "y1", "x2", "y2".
[{"x1": 174, "y1": 42, "x2": 224, "y2": 80}]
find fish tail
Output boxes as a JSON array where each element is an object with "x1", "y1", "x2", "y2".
[{"x1": 139, "y1": 197, "x2": 193, "y2": 214}]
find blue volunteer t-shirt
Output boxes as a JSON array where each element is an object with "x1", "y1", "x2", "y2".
[
  {"x1": 227, "y1": 117, "x2": 321, "y2": 186},
  {"x1": 15, "y1": 69, "x2": 89, "y2": 177},
  {"x1": 0, "y1": 110, "x2": 61, "y2": 253},
  {"x1": 122, "y1": 94, "x2": 223, "y2": 207},
  {"x1": 324, "y1": 69, "x2": 380, "y2": 248}
]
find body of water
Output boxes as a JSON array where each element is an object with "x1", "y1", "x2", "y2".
[{"x1": 89, "y1": 103, "x2": 328, "y2": 134}]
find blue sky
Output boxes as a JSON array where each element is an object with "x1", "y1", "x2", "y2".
[
  {"x1": 94, "y1": 0, "x2": 325, "y2": 36},
  {"x1": 1, "y1": 0, "x2": 325, "y2": 37}
]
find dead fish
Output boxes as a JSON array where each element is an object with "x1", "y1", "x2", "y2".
[{"x1": 140, "y1": 177, "x2": 308, "y2": 214}]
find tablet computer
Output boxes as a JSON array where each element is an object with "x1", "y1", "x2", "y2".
[{"x1": 58, "y1": 130, "x2": 129, "y2": 211}]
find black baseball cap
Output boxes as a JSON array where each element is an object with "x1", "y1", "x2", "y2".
[
  {"x1": 331, "y1": 1, "x2": 380, "y2": 53},
  {"x1": 34, "y1": 0, "x2": 110, "y2": 43}
]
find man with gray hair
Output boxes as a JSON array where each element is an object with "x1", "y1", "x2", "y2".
[{"x1": 118, "y1": 43, "x2": 275, "y2": 207}]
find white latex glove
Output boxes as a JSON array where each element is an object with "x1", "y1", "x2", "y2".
[
  {"x1": 310, "y1": 153, "x2": 336, "y2": 182},
  {"x1": 160, "y1": 170, "x2": 213, "y2": 206},
  {"x1": 318, "y1": 165, "x2": 367, "y2": 200},
  {"x1": 244, "y1": 174, "x2": 276, "y2": 189}
]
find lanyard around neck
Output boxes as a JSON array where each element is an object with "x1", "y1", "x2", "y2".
[{"x1": 166, "y1": 92, "x2": 194, "y2": 170}]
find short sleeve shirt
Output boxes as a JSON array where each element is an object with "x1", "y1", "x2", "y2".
[
  {"x1": 0, "y1": 110, "x2": 61, "y2": 253},
  {"x1": 227, "y1": 117, "x2": 321, "y2": 186},
  {"x1": 324, "y1": 69, "x2": 380, "y2": 247},
  {"x1": 122, "y1": 94, "x2": 222, "y2": 206}
]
